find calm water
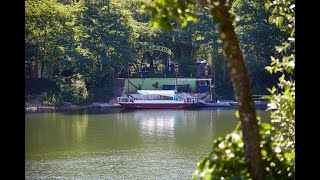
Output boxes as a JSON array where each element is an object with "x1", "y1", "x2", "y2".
[{"x1": 25, "y1": 107, "x2": 270, "y2": 179}]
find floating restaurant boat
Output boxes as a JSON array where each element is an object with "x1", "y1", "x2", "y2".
[{"x1": 117, "y1": 90, "x2": 198, "y2": 109}]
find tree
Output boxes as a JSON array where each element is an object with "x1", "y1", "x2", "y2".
[
  {"x1": 192, "y1": 0, "x2": 296, "y2": 170},
  {"x1": 230, "y1": 0, "x2": 288, "y2": 94},
  {"x1": 193, "y1": 0, "x2": 295, "y2": 178},
  {"x1": 25, "y1": 0, "x2": 137, "y2": 103},
  {"x1": 142, "y1": 0, "x2": 266, "y2": 179},
  {"x1": 25, "y1": 0, "x2": 81, "y2": 79},
  {"x1": 75, "y1": 0, "x2": 135, "y2": 101}
]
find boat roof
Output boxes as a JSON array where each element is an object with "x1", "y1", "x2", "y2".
[{"x1": 137, "y1": 90, "x2": 176, "y2": 97}]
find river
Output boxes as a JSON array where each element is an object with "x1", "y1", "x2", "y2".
[{"x1": 25, "y1": 107, "x2": 270, "y2": 179}]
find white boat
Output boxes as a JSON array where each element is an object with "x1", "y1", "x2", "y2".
[{"x1": 117, "y1": 90, "x2": 198, "y2": 109}]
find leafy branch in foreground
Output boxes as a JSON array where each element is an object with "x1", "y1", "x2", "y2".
[
  {"x1": 193, "y1": 118, "x2": 295, "y2": 179},
  {"x1": 264, "y1": 0, "x2": 295, "y2": 164}
]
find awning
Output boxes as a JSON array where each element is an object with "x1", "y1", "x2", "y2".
[{"x1": 137, "y1": 90, "x2": 176, "y2": 97}]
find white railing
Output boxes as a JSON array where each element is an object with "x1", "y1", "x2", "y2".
[
  {"x1": 117, "y1": 97, "x2": 130, "y2": 103},
  {"x1": 118, "y1": 95, "x2": 198, "y2": 104},
  {"x1": 185, "y1": 97, "x2": 198, "y2": 103}
]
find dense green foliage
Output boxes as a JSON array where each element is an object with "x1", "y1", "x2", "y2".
[
  {"x1": 25, "y1": 0, "x2": 287, "y2": 104},
  {"x1": 192, "y1": 0, "x2": 295, "y2": 179},
  {"x1": 193, "y1": 119, "x2": 295, "y2": 179},
  {"x1": 231, "y1": 0, "x2": 288, "y2": 94},
  {"x1": 25, "y1": 0, "x2": 135, "y2": 104},
  {"x1": 265, "y1": 0, "x2": 295, "y2": 162}
]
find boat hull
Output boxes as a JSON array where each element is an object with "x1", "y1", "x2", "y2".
[
  {"x1": 197, "y1": 103, "x2": 231, "y2": 107},
  {"x1": 118, "y1": 102, "x2": 193, "y2": 109}
]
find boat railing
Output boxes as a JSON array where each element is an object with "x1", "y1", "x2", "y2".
[
  {"x1": 118, "y1": 94, "x2": 198, "y2": 103},
  {"x1": 185, "y1": 97, "x2": 198, "y2": 103},
  {"x1": 117, "y1": 97, "x2": 130, "y2": 103},
  {"x1": 138, "y1": 94, "x2": 163, "y2": 100}
]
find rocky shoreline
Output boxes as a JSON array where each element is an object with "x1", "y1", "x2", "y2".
[
  {"x1": 25, "y1": 94, "x2": 122, "y2": 112},
  {"x1": 25, "y1": 102, "x2": 122, "y2": 112}
]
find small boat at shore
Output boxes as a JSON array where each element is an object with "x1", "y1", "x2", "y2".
[
  {"x1": 229, "y1": 100, "x2": 269, "y2": 108},
  {"x1": 197, "y1": 100, "x2": 231, "y2": 107},
  {"x1": 117, "y1": 90, "x2": 198, "y2": 109}
]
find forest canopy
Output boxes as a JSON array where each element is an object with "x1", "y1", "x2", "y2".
[{"x1": 25, "y1": 0, "x2": 287, "y2": 104}]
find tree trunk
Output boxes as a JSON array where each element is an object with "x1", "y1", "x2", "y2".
[
  {"x1": 36, "y1": 61, "x2": 41, "y2": 79},
  {"x1": 210, "y1": 0, "x2": 266, "y2": 179},
  {"x1": 41, "y1": 61, "x2": 45, "y2": 79}
]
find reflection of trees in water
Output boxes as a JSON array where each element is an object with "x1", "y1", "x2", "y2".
[
  {"x1": 210, "y1": 109, "x2": 270, "y2": 139},
  {"x1": 25, "y1": 112, "x2": 89, "y2": 153},
  {"x1": 213, "y1": 109, "x2": 239, "y2": 138},
  {"x1": 119, "y1": 109, "x2": 241, "y2": 146},
  {"x1": 117, "y1": 109, "x2": 269, "y2": 148},
  {"x1": 72, "y1": 113, "x2": 89, "y2": 144},
  {"x1": 174, "y1": 110, "x2": 214, "y2": 147}
]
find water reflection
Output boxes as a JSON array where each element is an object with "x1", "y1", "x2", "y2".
[
  {"x1": 133, "y1": 110, "x2": 182, "y2": 137},
  {"x1": 25, "y1": 108, "x2": 270, "y2": 179},
  {"x1": 25, "y1": 113, "x2": 89, "y2": 157}
]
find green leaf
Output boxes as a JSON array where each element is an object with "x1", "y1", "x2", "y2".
[
  {"x1": 235, "y1": 110, "x2": 240, "y2": 118},
  {"x1": 181, "y1": 18, "x2": 188, "y2": 26},
  {"x1": 261, "y1": 149, "x2": 267, "y2": 156},
  {"x1": 256, "y1": 116, "x2": 261, "y2": 121},
  {"x1": 260, "y1": 123, "x2": 271, "y2": 130}
]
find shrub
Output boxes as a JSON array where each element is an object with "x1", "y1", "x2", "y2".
[{"x1": 55, "y1": 73, "x2": 88, "y2": 104}]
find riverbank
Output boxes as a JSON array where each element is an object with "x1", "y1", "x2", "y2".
[
  {"x1": 25, "y1": 94, "x2": 122, "y2": 112},
  {"x1": 25, "y1": 102, "x2": 123, "y2": 112},
  {"x1": 25, "y1": 93, "x2": 267, "y2": 113}
]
